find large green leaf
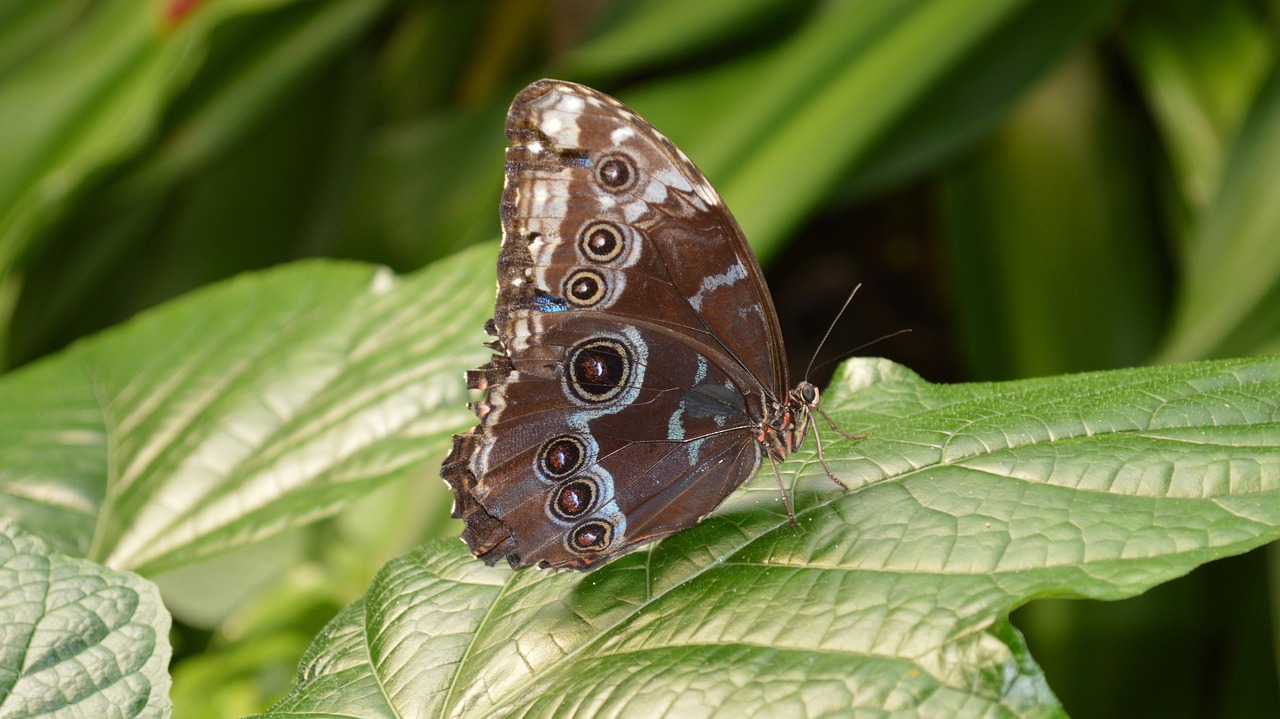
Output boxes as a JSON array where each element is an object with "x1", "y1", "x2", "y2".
[
  {"x1": 0, "y1": 518, "x2": 171, "y2": 718},
  {"x1": 0, "y1": 243, "x2": 494, "y2": 575},
  {"x1": 257, "y1": 355, "x2": 1280, "y2": 717}
]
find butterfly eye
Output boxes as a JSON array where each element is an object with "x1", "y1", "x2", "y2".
[
  {"x1": 565, "y1": 339, "x2": 631, "y2": 403},
  {"x1": 798, "y1": 382, "x2": 819, "y2": 406},
  {"x1": 538, "y1": 435, "x2": 586, "y2": 480},
  {"x1": 565, "y1": 270, "x2": 607, "y2": 307},
  {"x1": 568, "y1": 520, "x2": 613, "y2": 553},
  {"x1": 595, "y1": 153, "x2": 636, "y2": 191},
  {"x1": 549, "y1": 478, "x2": 598, "y2": 521},
  {"x1": 578, "y1": 222, "x2": 625, "y2": 263}
]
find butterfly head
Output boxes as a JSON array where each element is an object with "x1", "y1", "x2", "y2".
[
  {"x1": 791, "y1": 381, "x2": 820, "y2": 409},
  {"x1": 787, "y1": 381, "x2": 820, "y2": 452}
]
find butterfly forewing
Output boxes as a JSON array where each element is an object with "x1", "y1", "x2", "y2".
[
  {"x1": 443, "y1": 80, "x2": 792, "y2": 569},
  {"x1": 499, "y1": 81, "x2": 787, "y2": 393}
]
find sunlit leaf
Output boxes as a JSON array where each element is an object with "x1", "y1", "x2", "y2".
[{"x1": 0, "y1": 244, "x2": 494, "y2": 574}]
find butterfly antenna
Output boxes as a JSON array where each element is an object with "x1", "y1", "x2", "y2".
[
  {"x1": 803, "y1": 284, "x2": 862, "y2": 382},
  {"x1": 807, "y1": 328, "x2": 913, "y2": 377}
]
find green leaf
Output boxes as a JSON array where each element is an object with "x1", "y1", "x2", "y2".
[
  {"x1": 593, "y1": 0, "x2": 1115, "y2": 265},
  {"x1": 939, "y1": 54, "x2": 1164, "y2": 379},
  {"x1": 560, "y1": 0, "x2": 1030, "y2": 264},
  {"x1": 559, "y1": 0, "x2": 802, "y2": 83},
  {"x1": 0, "y1": 243, "x2": 495, "y2": 575},
  {"x1": 1122, "y1": 0, "x2": 1272, "y2": 219},
  {"x1": 0, "y1": 1, "x2": 93, "y2": 80},
  {"x1": 258, "y1": 355, "x2": 1280, "y2": 717},
  {"x1": 4, "y1": 0, "x2": 392, "y2": 366},
  {"x1": 721, "y1": 0, "x2": 1027, "y2": 261},
  {"x1": 842, "y1": 0, "x2": 1120, "y2": 199},
  {"x1": 1158, "y1": 58, "x2": 1280, "y2": 362},
  {"x1": 0, "y1": 518, "x2": 172, "y2": 718},
  {"x1": 341, "y1": 101, "x2": 508, "y2": 268},
  {"x1": 0, "y1": 0, "x2": 185, "y2": 273},
  {"x1": 128, "y1": 0, "x2": 392, "y2": 194}
]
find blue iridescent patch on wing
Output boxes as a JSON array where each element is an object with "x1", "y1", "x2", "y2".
[{"x1": 533, "y1": 290, "x2": 570, "y2": 312}]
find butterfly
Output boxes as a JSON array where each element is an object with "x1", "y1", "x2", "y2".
[{"x1": 441, "y1": 80, "x2": 856, "y2": 570}]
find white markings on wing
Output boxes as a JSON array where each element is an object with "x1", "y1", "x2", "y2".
[
  {"x1": 689, "y1": 261, "x2": 747, "y2": 312},
  {"x1": 610, "y1": 125, "x2": 636, "y2": 145},
  {"x1": 643, "y1": 179, "x2": 668, "y2": 204},
  {"x1": 649, "y1": 166, "x2": 695, "y2": 194},
  {"x1": 623, "y1": 199, "x2": 647, "y2": 223}
]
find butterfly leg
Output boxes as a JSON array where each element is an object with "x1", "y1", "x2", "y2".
[
  {"x1": 817, "y1": 405, "x2": 866, "y2": 441},
  {"x1": 809, "y1": 422, "x2": 850, "y2": 489},
  {"x1": 766, "y1": 454, "x2": 798, "y2": 525}
]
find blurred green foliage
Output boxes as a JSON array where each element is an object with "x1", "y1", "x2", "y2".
[{"x1": 0, "y1": 0, "x2": 1277, "y2": 716}]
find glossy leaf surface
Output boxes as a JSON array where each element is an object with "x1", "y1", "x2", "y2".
[{"x1": 0, "y1": 245, "x2": 494, "y2": 574}]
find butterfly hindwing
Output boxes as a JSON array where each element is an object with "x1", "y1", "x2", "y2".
[{"x1": 455, "y1": 318, "x2": 763, "y2": 569}]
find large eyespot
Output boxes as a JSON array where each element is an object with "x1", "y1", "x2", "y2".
[
  {"x1": 564, "y1": 270, "x2": 607, "y2": 307},
  {"x1": 567, "y1": 520, "x2": 614, "y2": 554},
  {"x1": 578, "y1": 222, "x2": 625, "y2": 263},
  {"x1": 549, "y1": 478, "x2": 598, "y2": 522},
  {"x1": 595, "y1": 153, "x2": 637, "y2": 192},
  {"x1": 565, "y1": 338, "x2": 630, "y2": 403},
  {"x1": 538, "y1": 435, "x2": 586, "y2": 481}
]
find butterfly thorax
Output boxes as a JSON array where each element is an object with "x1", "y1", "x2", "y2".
[{"x1": 758, "y1": 381, "x2": 818, "y2": 463}]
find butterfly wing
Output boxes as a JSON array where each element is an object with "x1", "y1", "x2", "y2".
[
  {"x1": 499, "y1": 80, "x2": 788, "y2": 394},
  {"x1": 443, "y1": 80, "x2": 787, "y2": 569},
  {"x1": 446, "y1": 318, "x2": 764, "y2": 569}
]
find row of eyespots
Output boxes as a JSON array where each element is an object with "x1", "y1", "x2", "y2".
[
  {"x1": 548, "y1": 155, "x2": 641, "y2": 548},
  {"x1": 536, "y1": 434, "x2": 611, "y2": 554},
  {"x1": 558, "y1": 152, "x2": 638, "y2": 309},
  {"x1": 537, "y1": 330, "x2": 637, "y2": 555}
]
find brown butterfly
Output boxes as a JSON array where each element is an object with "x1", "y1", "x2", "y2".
[{"x1": 441, "y1": 80, "x2": 856, "y2": 570}]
